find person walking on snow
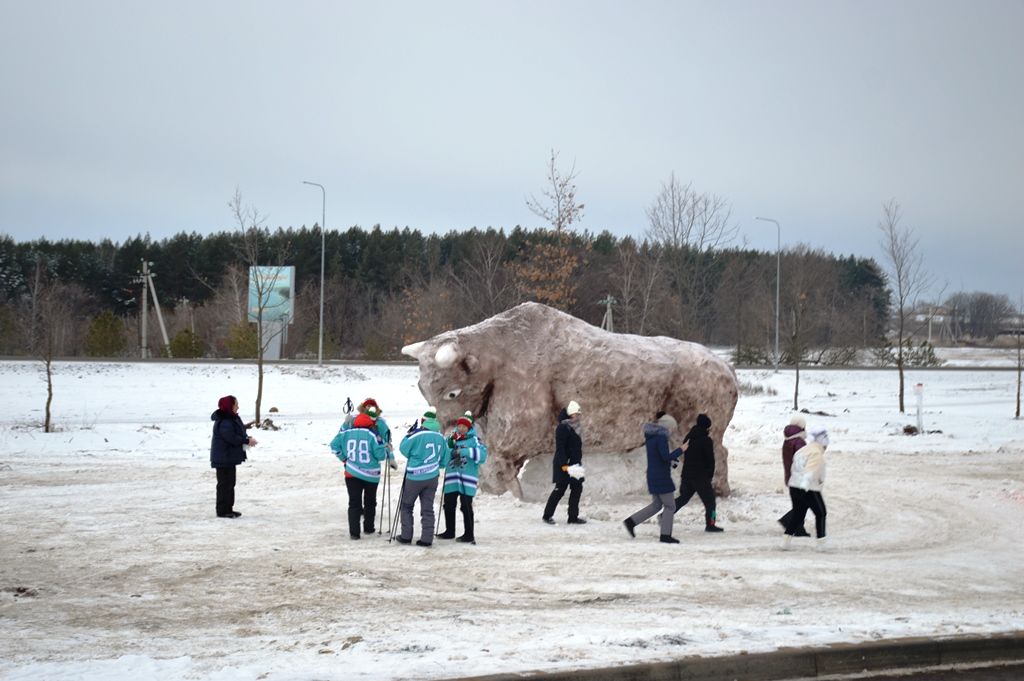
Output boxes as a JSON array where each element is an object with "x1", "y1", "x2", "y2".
[
  {"x1": 542, "y1": 400, "x2": 586, "y2": 525},
  {"x1": 623, "y1": 412, "x2": 688, "y2": 543},
  {"x1": 436, "y1": 413, "x2": 488, "y2": 544},
  {"x1": 782, "y1": 426, "x2": 829, "y2": 550},
  {"x1": 396, "y1": 407, "x2": 450, "y2": 547},
  {"x1": 210, "y1": 395, "x2": 258, "y2": 518},
  {"x1": 672, "y1": 413, "x2": 723, "y2": 532},
  {"x1": 778, "y1": 414, "x2": 810, "y2": 536},
  {"x1": 331, "y1": 412, "x2": 389, "y2": 539}
]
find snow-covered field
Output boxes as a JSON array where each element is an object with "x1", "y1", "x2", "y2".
[{"x1": 1, "y1": 359, "x2": 1023, "y2": 681}]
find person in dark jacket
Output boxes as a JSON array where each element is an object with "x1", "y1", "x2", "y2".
[
  {"x1": 777, "y1": 414, "x2": 810, "y2": 536},
  {"x1": 671, "y1": 413, "x2": 722, "y2": 532},
  {"x1": 210, "y1": 395, "x2": 257, "y2": 518},
  {"x1": 623, "y1": 412, "x2": 688, "y2": 543},
  {"x1": 542, "y1": 400, "x2": 585, "y2": 524}
]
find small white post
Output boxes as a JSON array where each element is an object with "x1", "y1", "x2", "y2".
[{"x1": 914, "y1": 382, "x2": 924, "y2": 433}]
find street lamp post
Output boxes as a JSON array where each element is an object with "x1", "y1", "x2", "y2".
[
  {"x1": 302, "y1": 181, "x2": 326, "y2": 366},
  {"x1": 755, "y1": 216, "x2": 781, "y2": 372}
]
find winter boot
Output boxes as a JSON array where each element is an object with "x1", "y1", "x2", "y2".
[
  {"x1": 780, "y1": 534, "x2": 793, "y2": 551},
  {"x1": 659, "y1": 534, "x2": 680, "y2": 544},
  {"x1": 415, "y1": 540, "x2": 432, "y2": 547},
  {"x1": 436, "y1": 529, "x2": 456, "y2": 539},
  {"x1": 396, "y1": 537, "x2": 411, "y2": 545},
  {"x1": 623, "y1": 518, "x2": 636, "y2": 538},
  {"x1": 705, "y1": 523, "x2": 724, "y2": 533},
  {"x1": 567, "y1": 517, "x2": 587, "y2": 524},
  {"x1": 542, "y1": 517, "x2": 556, "y2": 525},
  {"x1": 456, "y1": 534, "x2": 476, "y2": 544}
]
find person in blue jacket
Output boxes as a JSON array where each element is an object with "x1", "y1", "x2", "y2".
[
  {"x1": 436, "y1": 413, "x2": 487, "y2": 544},
  {"x1": 396, "y1": 407, "x2": 450, "y2": 546},
  {"x1": 210, "y1": 395, "x2": 258, "y2": 518},
  {"x1": 331, "y1": 412, "x2": 389, "y2": 539},
  {"x1": 623, "y1": 412, "x2": 687, "y2": 543}
]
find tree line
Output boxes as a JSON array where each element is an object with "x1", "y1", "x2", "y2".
[{"x1": 0, "y1": 223, "x2": 891, "y2": 364}]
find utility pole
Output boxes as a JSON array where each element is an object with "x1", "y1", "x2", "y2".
[
  {"x1": 302, "y1": 181, "x2": 326, "y2": 365},
  {"x1": 136, "y1": 261, "x2": 150, "y2": 358},
  {"x1": 135, "y1": 260, "x2": 172, "y2": 358},
  {"x1": 598, "y1": 295, "x2": 616, "y2": 332}
]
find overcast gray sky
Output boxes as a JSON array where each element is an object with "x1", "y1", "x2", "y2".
[{"x1": 1, "y1": 0, "x2": 1021, "y2": 299}]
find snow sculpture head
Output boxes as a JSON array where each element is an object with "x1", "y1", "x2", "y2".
[{"x1": 402, "y1": 302, "x2": 739, "y2": 497}]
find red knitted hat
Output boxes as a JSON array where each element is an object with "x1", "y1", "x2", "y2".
[
  {"x1": 353, "y1": 413, "x2": 375, "y2": 429},
  {"x1": 217, "y1": 395, "x2": 236, "y2": 412},
  {"x1": 455, "y1": 416, "x2": 473, "y2": 429},
  {"x1": 359, "y1": 398, "x2": 381, "y2": 418}
]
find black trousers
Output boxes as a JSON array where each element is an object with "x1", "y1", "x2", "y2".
[
  {"x1": 786, "y1": 488, "x2": 827, "y2": 538},
  {"x1": 543, "y1": 478, "x2": 583, "y2": 521},
  {"x1": 779, "y1": 487, "x2": 808, "y2": 532},
  {"x1": 344, "y1": 477, "x2": 379, "y2": 537},
  {"x1": 441, "y1": 491, "x2": 474, "y2": 539},
  {"x1": 215, "y1": 466, "x2": 236, "y2": 516},
  {"x1": 674, "y1": 476, "x2": 717, "y2": 525}
]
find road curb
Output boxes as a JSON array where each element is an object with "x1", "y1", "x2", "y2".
[{"x1": 453, "y1": 631, "x2": 1024, "y2": 681}]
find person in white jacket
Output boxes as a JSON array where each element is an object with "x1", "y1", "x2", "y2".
[{"x1": 782, "y1": 426, "x2": 829, "y2": 550}]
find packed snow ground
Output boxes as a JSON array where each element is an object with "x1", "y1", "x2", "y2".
[{"x1": 1, "y1": 360, "x2": 1023, "y2": 681}]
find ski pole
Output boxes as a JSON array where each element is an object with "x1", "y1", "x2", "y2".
[
  {"x1": 388, "y1": 472, "x2": 407, "y2": 542},
  {"x1": 434, "y1": 475, "x2": 446, "y2": 536},
  {"x1": 377, "y1": 458, "x2": 390, "y2": 535}
]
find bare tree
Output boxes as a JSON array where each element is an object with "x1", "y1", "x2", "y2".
[
  {"x1": 646, "y1": 173, "x2": 738, "y2": 252},
  {"x1": 525, "y1": 149, "x2": 585, "y2": 233},
  {"x1": 714, "y1": 248, "x2": 770, "y2": 362},
  {"x1": 613, "y1": 237, "x2": 663, "y2": 335},
  {"x1": 517, "y1": 151, "x2": 587, "y2": 310},
  {"x1": 230, "y1": 188, "x2": 291, "y2": 425},
  {"x1": 945, "y1": 291, "x2": 1015, "y2": 341},
  {"x1": 779, "y1": 247, "x2": 837, "y2": 410},
  {"x1": 877, "y1": 198, "x2": 934, "y2": 413},
  {"x1": 450, "y1": 230, "x2": 516, "y2": 319},
  {"x1": 645, "y1": 173, "x2": 738, "y2": 340},
  {"x1": 24, "y1": 260, "x2": 78, "y2": 432}
]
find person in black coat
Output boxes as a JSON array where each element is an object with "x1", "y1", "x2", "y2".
[
  {"x1": 671, "y1": 413, "x2": 723, "y2": 532},
  {"x1": 210, "y1": 395, "x2": 257, "y2": 518},
  {"x1": 542, "y1": 400, "x2": 586, "y2": 524}
]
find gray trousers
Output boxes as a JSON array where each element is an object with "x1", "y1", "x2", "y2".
[
  {"x1": 628, "y1": 493, "x2": 677, "y2": 536},
  {"x1": 400, "y1": 477, "x2": 438, "y2": 544}
]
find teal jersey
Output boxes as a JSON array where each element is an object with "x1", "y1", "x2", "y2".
[
  {"x1": 330, "y1": 426, "x2": 389, "y2": 482},
  {"x1": 398, "y1": 427, "x2": 450, "y2": 481},
  {"x1": 442, "y1": 427, "x2": 488, "y2": 497},
  {"x1": 340, "y1": 414, "x2": 395, "y2": 460}
]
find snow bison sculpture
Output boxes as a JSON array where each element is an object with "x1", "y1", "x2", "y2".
[{"x1": 401, "y1": 302, "x2": 738, "y2": 498}]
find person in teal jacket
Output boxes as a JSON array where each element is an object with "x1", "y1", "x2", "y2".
[
  {"x1": 437, "y1": 413, "x2": 487, "y2": 544},
  {"x1": 331, "y1": 412, "x2": 389, "y2": 539},
  {"x1": 396, "y1": 407, "x2": 450, "y2": 546},
  {"x1": 342, "y1": 397, "x2": 397, "y2": 468}
]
